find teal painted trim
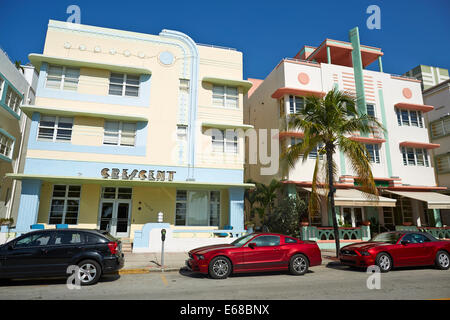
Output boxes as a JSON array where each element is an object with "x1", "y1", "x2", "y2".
[
  {"x1": 0, "y1": 154, "x2": 12, "y2": 163},
  {"x1": 327, "y1": 46, "x2": 331, "y2": 64},
  {"x1": 133, "y1": 223, "x2": 171, "y2": 248},
  {"x1": 378, "y1": 56, "x2": 383, "y2": 73},
  {"x1": 377, "y1": 89, "x2": 393, "y2": 177},
  {"x1": 229, "y1": 187, "x2": 245, "y2": 231},
  {"x1": 349, "y1": 27, "x2": 368, "y2": 121},
  {"x1": 433, "y1": 209, "x2": 442, "y2": 227},
  {"x1": 339, "y1": 150, "x2": 346, "y2": 175},
  {"x1": 286, "y1": 184, "x2": 297, "y2": 199},
  {"x1": 0, "y1": 127, "x2": 16, "y2": 142},
  {"x1": 13, "y1": 179, "x2": 42, "y2": 233},
  {"x1": 0, "y1": 72, "x2": 22, "y2": 120}
]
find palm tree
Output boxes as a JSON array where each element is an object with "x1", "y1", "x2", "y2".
[
  {"x1": 251, "y1": 179, "x2": 281, "y2": 231},
  {"x1": 281, "y1": 88, "x2": 384, "y2": 257},
  {"x1": 14, "y1": 61, "x2": 24, "y2": 73}
]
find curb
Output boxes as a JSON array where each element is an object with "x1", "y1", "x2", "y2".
[{"x1": 119, "y1": 267, "x2": 181, "y2": 275}]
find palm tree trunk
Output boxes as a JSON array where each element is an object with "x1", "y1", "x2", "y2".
[{"x1": 326, "y1": 147, "x2": 340, "y2": 257}]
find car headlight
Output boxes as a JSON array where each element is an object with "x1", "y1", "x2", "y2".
[
  {"x1": 359, "y1": 251, "x2": 371, "y2": 256},
  {"x1": 197, "y1": 255, "x2": 205, "y2": 260}
]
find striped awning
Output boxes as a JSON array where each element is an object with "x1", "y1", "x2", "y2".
[{"x1": 302, "y1": 188, "x2": 396, "y2": 207}]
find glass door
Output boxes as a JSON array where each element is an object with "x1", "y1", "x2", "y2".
[
  {"x1": 115, "y1": 201, "x2": 131, "y2": 238},
  {"x1": 100, "y1": 201, "x2": 114, "y2": 233},
  {"x1": 99, "y1": 200, "x2": 131, "y2": 238}
]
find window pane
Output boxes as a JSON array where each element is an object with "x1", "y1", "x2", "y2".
[
  {"x1": 401, "y1": 110, "x2": 410, "y2": 126},
  {"x1": 366, "y1": 104, "x2": 375, "y2": 117},
  {"x1": 410, "y1": 111, "x2": 418, "y2": 127},
  {"x1": 226, "y1": 96, "x2": 238, "y2": 108},
  {"x1": 125, "y1": 85, "x2": 139, "y2": 97},
  {"x1": 407, "y1": 148, "x2": 415, "y2": 165},
  {"x1": 118, "y1": 188, "x2": 132, "y2": 199},
  {"x1": 126, "y1": 75, "x2": 140, "y2": 85},
  {"x1": 68, "y1": 186, "x2": 81, "y2": 198},
  {"x1": 53, "y1": 185, "x2": 67, "y2": 197},
  {"x1": 38, "y1": 127, "x2": 54, "y2": 141},
  {"x1": 416, "y1": 149, "x2": 424, "y2": 166},
  {"x1": 187, "y1": 191, "x2": 209, "y2": 226},
  {"x1": 110, "y1": 73, "x2": 124, "y2": 84},
  {"x1": 102, "y1": 187, "x2": 116, "y2": 199}
]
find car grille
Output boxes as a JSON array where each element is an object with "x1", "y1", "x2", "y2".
[
  {"x1": 340, "y1": 249, "x2": 357, "y2": 256},
  {"x1": 340, "y1": 259, "x2": 356, "y2": 264}
]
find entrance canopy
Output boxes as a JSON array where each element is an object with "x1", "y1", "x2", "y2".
[
  {"x1": 385, "y1": 190, "x2": 450, "y2": 209},
  {"x1": 302, "y1": 188, "x2": 396, "y2": 207}
]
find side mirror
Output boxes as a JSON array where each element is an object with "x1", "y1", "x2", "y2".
[
  {"x1": 248, "y1": 243, "x2": 257, "y2": 249},
  {"x1": 7, "y1": 244, "x2": 14, "y2": 250},
  {"x1": 401, "y1": 240, "x2": 409, "y2": 246}
]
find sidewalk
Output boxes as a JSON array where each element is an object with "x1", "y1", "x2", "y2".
[{"x1": 119, "y1": 250, "x2": 340, "y2": 275}]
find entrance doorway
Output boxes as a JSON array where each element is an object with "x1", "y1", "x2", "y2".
[
  {"x1": 340, "y1": 207, "x2": 364, "y2": 227},
  {"x1": 98, "y1": 187, "x2": 132, "y2": 238}
]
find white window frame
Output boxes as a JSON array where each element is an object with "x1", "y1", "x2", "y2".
[
  {"x1": 37, "y1": 115, "x2": 73, "y2": 142},
  {"x1": 175, "y1": 190, "x2": 221, "y2": 227},
  {"x1": 103, "y1": 120, "x2": 137, "y2": 147},
  {"x1": 289, "y1": 95, "x2": 305, "y2": 114},
  {"x1": 0, "y1": 132, "x2": 14, "y2": 159},
  {"x1": 212, "y1": 85, "x2": 239, "y2": 109},
  {"x1": 396, "y1": 108, "x2": 424, "y2": 128},
  {"x1": 45, "y1": 65, "x2": 80, "y2": 91},
  {"x1": 211, "y1": 129, "x2": 238, "y2": 154},
  {"x1": 365, "y1": 144, "x2": 381, "y2": 164},
  {"x1": 108, "y1": 73, "x2": 140, "y2": 97},
  {"x1": 401, "y1": 147, "x2": 429, "y2": 167},
  {"x1": 290, "y1": 138, "x2": 323, "y2": 160},
  {"x1": 5, "y1": 86, "x2": 22, "y2": 114},
  {"x1": 48, "y1": 185, "x2": 81, "y2": 225},
  {"x1": 366, "y1": 103, "x2": 376, "y2": 118}
]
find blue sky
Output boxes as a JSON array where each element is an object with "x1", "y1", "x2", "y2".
[{"x1": 1, "y1": 0, "x2": 449, "y2": 79}]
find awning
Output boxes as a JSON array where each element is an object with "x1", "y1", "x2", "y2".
[
  {"x1": 201, "y1": 122, "x2": 253, "y2": 130},
  {"x1": 302, "y1": 188, "x2": 396, "y2": 207},
  {"x1": 6, "y1": 174, "x2": 255, "y2": 189},
  {"x1": 385, "y1": 190, "x2": 450, "y2": 209},
  {"x1": 29, "y1": 54, "x2": 152, "y2": 75}
]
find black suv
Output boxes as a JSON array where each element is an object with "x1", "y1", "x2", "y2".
[{"x1": 0, "y1": 229, "x2": 124, "y2": 285}]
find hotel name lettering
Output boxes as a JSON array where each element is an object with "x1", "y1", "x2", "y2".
[{"x1": 101, "y1": 168, "x2": 176, "y2": 182}]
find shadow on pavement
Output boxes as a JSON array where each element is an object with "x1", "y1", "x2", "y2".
[
  {"x1": 0, "y1": 273, "x2": 121, "y2": 287},
  {"x1": 325, "y1": 261, "x2": 440, "y2": 273},
  {"x1": 178, "y1": 267, "x2": 314, "y2": 279}
]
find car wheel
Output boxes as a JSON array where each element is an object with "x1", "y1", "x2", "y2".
[
  {"x1": 76, "y1": 259, "x2": 102, "y2": 285},
  {"x1": 209, "y1": 256, "x2": 232, "y2": 279},
  {"x1": 289, "y1": 254, "x2": 309, "y2": 276},
  {"x1": 375, "y1": 253, "x2": 392, "y2": 273},
  {"x1": 435, "y1": 251, "x2": 450, "y2": 270}
]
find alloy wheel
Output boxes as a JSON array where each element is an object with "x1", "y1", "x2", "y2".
[
  {"x1": 78, "y1": 263, "x2": 97, "y2": 283},
  {"x1": 379, "y1": 255, "x2": 390, "y2": 271},
  {"x1": 293, "y1": 256, "x2": 307, "y2": 273},
  {"x1": 212, "y1": 259, "x2": 229, "y2": 277},
  {"x1": 438, "y1": 253, "x2": 449, "y2": 268}
]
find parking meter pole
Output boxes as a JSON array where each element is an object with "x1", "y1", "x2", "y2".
[{"x1": 161, "y1": 229, "x2": 166, "y2": 272}]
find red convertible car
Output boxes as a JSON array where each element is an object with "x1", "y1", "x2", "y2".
[
  {"x1": 185, "y1": 233, "x2": 322, "y2": 279},
  {"x1": 339, "y1": 231, "x2": 450, "y2": 272}
]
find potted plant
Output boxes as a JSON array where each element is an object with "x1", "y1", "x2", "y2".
[
  {"x1": 300, "y1": 217, "x2": 310, "y2": 227},
  {"x1": 361, "y1": 220, "x2": 371, "y2": 226}
]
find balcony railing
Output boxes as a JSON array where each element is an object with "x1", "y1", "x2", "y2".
[{"x1": 301, "y1": 226, "x2": 371, "y2": 241}]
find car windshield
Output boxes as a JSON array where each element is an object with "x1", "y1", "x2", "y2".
[
  {"x1": 231, "y1": 234, "x2": 255, "y2": 247},
  {"x1": 370, "y1": 232, "x2": 402, "y2": 244}
]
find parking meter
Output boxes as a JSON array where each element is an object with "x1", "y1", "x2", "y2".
[{"x1": 161, "y1": 229, "x2": 166, "y2": 271}]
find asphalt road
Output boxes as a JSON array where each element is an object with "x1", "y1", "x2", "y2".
[{"x1": 0, "y1": 262, "x2": 449, "y2": 300}]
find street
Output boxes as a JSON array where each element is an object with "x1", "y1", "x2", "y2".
[{"x1": 1, "y1": 262, "x2": 449, "y2": 300}]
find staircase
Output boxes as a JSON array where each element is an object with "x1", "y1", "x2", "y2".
[{"x1": 120, "y1": 238, "x2": 133, "y2": 253}]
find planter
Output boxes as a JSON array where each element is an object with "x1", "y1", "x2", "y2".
[{"x1": 402, "y1": 222, "x2": 413, "y2": 226}]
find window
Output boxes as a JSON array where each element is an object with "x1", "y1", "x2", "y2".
[
  {"x1": 289, "y1": 96, "x2": 304, "y2": 114},
  {"x1": 211, "y1": 129, "x2": 238, "y2": 153},
  {"x1": 101, "y1": 187, "x2": 132, "y2": 199},
  {"x1": 366, "y1": 104, "x2": 376, "y2": 117},
  {"x1": 103, "y1": 121, "x2": 136, "y2": 146},
  {"x1": 396, "y1": 109, "x2": 423, "y2": 127},
  {"x1": 285, "y1": 237, "x2": 298, "y2": 244},
  {"x1": 250, "y1": 235, "x2": 280, "y2": 247},
  {"x1": 399, "y1": 197, "x2": 413, "y2": 223},
  {"x1": 109, "y1": 73, "x2": 140, "y2": 97},
  {"x1": 431, "y1": 117, "x2": 450, "y2": 138},
  {"x1": 365, "y1": 144, "x2": 380, "y2": 163},
  {"x1": 175, "y1": 190, "x2": 221, "y2": 226},
  {"x1": 45, "y1": 65, "x2": 80, "y2": 91},
  {"x1": 0, "y1": 78, "x2": 3, "y2": 98},
  {"x1": 436, "y1": 154, "x2": 450, "y2": 173},
  {"x1": 5, "y1": 86, "x2": 22, "y2": 114},
  {"x1": 15, "y1": 233, "x2": 52, "y2": 248},
  {"x1": 290, "y1": 138, "x2": 323, "y2": 159},
  {"x1": 37, "y1": 116, "x2": 73, "y2": 142},
  {"x1": 177, "y1": 125, "x2": 188, "y2": 140},
  {"x1": 401, "y1": 147, "x2": 429, "y2": 167},
  {"x1": 212, "y1": 85, "x2": 238, "y2": 108},
  {"x1": 53, "y1": 231, "x2": 84, "y2": 245},
  {"x1": 401, "y1": 233, "x2": 430, "y2": 244},
  {"x1": 0, "y1": 132, "x2": 14, "y2": 159},
  {"x1": 49, "y1": 185, "x2": 81, "y2": 225}
]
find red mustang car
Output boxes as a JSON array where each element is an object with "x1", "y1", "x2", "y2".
[
  {"x1": 185, "y1": 233, "x2": 322, "y2": 279},
  {"x1": 339, "y1": 231, "x2": 450, "y2": 272}
]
